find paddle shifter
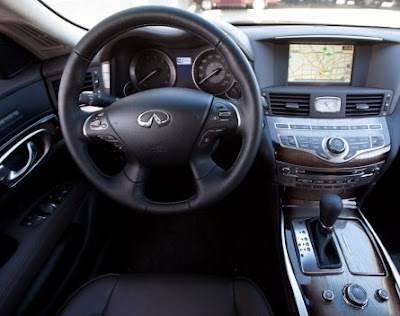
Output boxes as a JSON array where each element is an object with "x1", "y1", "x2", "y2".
[{"x1": 308, "y1": 193, "x2": 343, "y2": 269}]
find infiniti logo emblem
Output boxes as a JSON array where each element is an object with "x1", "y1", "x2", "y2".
[{"x1": 137, "y1": 110, "x2": 171, "y2": 128}]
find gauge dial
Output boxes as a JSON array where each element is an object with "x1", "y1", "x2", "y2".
[
  {"x1": 226, "y1": 81, "x2": 242, "y2": 100},
  {"x1": 192, "y1": 49, "x2": 234, "y2": 95},
  {"x1": 129, "y1": 49, "x2": 176, "y2": 91}
]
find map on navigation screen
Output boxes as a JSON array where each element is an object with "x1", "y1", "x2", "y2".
[{"x1": 288, "y1": 44, "x2": 354, "y2": 83}]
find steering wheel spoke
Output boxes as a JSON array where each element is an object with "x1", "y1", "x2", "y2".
[
  {"x1": 193, "y1": 97, "x2": 241, "y2": 153},
  {"x1": 123, "y1": 156, "x2": 148, "y2": 183},
  {"x1": 82, "y1": 110, "x2": 126, "y2": 150}
]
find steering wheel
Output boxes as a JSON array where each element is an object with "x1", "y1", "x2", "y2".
[{"x1": 58, "y1": 6, "x2": 263, "y2": 214}]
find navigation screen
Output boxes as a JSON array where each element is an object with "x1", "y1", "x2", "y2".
[{"x1": 288, "y1": 44, "x2": 354, "y2": 83}]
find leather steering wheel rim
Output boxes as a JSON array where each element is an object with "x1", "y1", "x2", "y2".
[{"x1": 58, "y1": 6, "x2": 263, "y2": 214}]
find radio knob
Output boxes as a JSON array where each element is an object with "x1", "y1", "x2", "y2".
[{"x1": 327, "y1": 137, "x2": 346, "y2": 154}]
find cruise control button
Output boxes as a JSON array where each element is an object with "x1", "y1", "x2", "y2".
[
  {"x1": 198, "y1": 129, "x2": 224, "y2": 148},
  {"x1": 97, "y1": 135, "x2": 116, "y2": 141}
]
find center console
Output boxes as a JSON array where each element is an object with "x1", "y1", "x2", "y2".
[{"x1": 257, "y1": 34, "x2": 400, "y2": 315}]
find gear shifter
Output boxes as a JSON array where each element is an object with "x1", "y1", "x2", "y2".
[
  {"x1": 307, "y1": 193, "x2": 343, "y2": 269},
  {"x1": 319, "y1": 193, "x2": 343, "y2": 232}
]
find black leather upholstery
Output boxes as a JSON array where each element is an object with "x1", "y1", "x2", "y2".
[{"x1": 59, "y1": 274, "x2": 273, "y2": 316}]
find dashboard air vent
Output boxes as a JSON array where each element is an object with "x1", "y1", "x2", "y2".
[
  {"x1": 82, "y1": 73, "x2": 94, "y2": 92},
  {"x1": 52, "y1": 73, "x2": 93, "y2": 99},
  {"x1": 345, "y1": 94, "x2": 383, "y2": 116},
  {"x1": 269, "y1": 93, "x2": 310, "y2": 117}
]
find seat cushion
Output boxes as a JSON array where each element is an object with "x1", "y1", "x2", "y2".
[{"x1": 58, "y1": 274, "x2": 273, "y2": 316}]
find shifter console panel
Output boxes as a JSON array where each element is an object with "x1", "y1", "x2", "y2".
[{"x1": 291, "y1": 218, "x2": 344, "y2": 274}]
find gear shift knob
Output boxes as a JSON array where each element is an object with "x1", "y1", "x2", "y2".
[{"x1": 319, "y1": 193, "x2": 343, "y2": 231}]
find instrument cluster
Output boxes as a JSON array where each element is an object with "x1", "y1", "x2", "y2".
[{"x1": 123, "y1": 47, "x2": 242, "y2": 100}]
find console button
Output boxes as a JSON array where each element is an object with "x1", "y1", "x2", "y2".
[
  {"x1": 327, "y1": 137, "x2": 346, "y2": 154},
  {"x1": 287, "y1": 136, "x2": 297, "y2": 147},
  {"x1": 298, "y1": 143, "x2": 311, "y2": 150},
  {"x1": 359, "y1": 142, "x2": 371, "y2": 150},
  {"x1": 290, "y1": 124, "x2": 311, "y2": 130},
  {"x1": 322, "y1": 290, "x2": 335, "y2": 302},
  {"x1": 275, "y1": 123, "x2": 289, "y2": 129},
  {"x1": 371, "y1": 136, "x2": 384, "y2": 148},
  {"x1": 375, "y1": 288, "x2": 389, "y2": 302},
  {"x1": 370, "y1": 124, "x2": 382, "y2": 130},
  {"x1": 343, "y1": 284, "x2": 368, "y2": 309},
  {"x1": 279, "y1": 135, "x2": 289, "y2": 146},
  {"x1": 350, "y1": 125, "x2": 368, "y2": 130}
]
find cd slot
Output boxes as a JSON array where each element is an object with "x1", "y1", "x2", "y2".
[{"x1": 297, "y1": 170, "x2": 359, "y2": 177}]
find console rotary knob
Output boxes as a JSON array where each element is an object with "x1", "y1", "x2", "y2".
[
  {"x1": 327, "y1": 137, "x2": 346, "y2": 154},
  {"x1": 343, "y1": 284, "x2": 368, "y2": 309}
]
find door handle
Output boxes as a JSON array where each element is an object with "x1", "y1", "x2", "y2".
[{"x1": 0, "y1": 141, "x2": 37, "y2": 185}]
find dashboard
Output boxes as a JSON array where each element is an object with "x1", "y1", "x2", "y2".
[{"x1": 43, "y1": 23, "x2": 400, "y2": 202}]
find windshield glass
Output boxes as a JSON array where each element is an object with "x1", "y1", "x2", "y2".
[{"x1": 40, "y1": 0, "x2": 400, "y2": 29}]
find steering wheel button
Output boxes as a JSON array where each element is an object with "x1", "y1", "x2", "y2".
[{"x1": 90, "y1": 120, "x2": 102, "y2": 128}]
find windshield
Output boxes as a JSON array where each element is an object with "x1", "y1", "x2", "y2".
[{"x1": 40, "y1": 0, "x2": 400, "y2": 29}]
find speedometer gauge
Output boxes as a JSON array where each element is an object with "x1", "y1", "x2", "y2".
[
  {"x1": 192, "y1": 49, "x2": 234, "y2": 95},
  {"x1": 129, "y1": 49, "x2": 176, "y2": 91}
]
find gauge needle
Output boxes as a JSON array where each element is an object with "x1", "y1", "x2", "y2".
[
  {"x1": 138, "y1": 69, "x2": 158, "y2": 86},
  {"x1": 199, "y1": 68, "x2": 222, "y2": 85}
]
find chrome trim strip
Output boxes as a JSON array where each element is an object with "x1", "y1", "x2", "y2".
[
  {"x1": 0, "y1": 129, "x2": 51, "y2": 188},
  {"x1": 358, "y1": 210, "x2": 400, "y2": 299},
  {"x1": 281, "y1": 210, "x2": 309, "y2": 316},
  {"x1": 275, "y1": 35, "x2": 383, "y2": 41},
  {"x1": 0, "y1": 114, "x2": 57, "y2": 153},
  {"x1": 230, "y1": 102, "x2": 241, "y2": 128}
]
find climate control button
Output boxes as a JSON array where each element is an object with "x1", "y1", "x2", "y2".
[{"x1": 327, "y1": 137, "x2": 347, "y2": 154}]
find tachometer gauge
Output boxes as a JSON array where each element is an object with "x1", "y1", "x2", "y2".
[
  {"x1": 129, "y1": 49, "x2": 176, "y2": 91},
  {"x1": 192, "y1": 49, "x2": 234, "y2": 95}
]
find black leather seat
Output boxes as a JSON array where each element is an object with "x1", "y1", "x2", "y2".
[{"x1": 59, "y1": 274, "x2": 273, "y2": 316}]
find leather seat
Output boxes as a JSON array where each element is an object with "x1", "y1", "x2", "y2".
[{"x1": 59, "y1": 274, "x2": 273, "y2": 316}]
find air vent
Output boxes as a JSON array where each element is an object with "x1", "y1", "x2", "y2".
[
  {"x1": 82, "y1": 73, "x2": 94, "y2": 92},
  {"x1": 7, "y1": 23, "x2": 64, "y2": 51},
  {"x1": 269, "y1": 93, "x2": 310, "y2": 117},
  {"x1": 345, "y1": 94, "x2": 384, "y2": 116},
  {"x1": 52, "y1": 73, "x2": 93, "y2": 99}
]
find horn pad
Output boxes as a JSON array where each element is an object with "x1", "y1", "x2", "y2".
[{"x1": 106, "y1": 88, "x2": 213, "y2": 167}]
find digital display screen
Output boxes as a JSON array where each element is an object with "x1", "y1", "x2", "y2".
[{"x1": 288, "y1": 44, "x2": 354, "y2": 83}]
